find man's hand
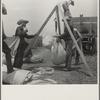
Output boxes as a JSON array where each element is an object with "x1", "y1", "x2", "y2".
[
  {"x1": 56, "y1": 38, "x2": 61, "y2": 43},
  {"x1": 53, "y1": 35, "x2": 59, "y2": 38}
]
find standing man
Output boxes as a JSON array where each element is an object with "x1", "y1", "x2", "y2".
[
  {"x1": 73, "y1": 28, "x2": 83, "y2": 65},
  {"x1": 62, "y1": 0, "x2": 74, "y2": 18},
  {"x1": 13, "y1": 19, "x2": 38, "y2": 69},
  {"x1": 54, "y1": 17, "x2": 74, "y2": 71},
  {"x1": 2, "y1": 3, "x2": 14, "y2": 73}
]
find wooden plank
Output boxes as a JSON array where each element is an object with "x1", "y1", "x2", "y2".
[
  {"x1": 56, "y1": 6, "x2": 61, "y2": 35},
  {"x1": 72, "y1": 17, "x2": 97, "y2": 22},
  {"x1": 58, "y1": 5, "x2": 93, "y2": 77},
  {"x1": 24, "y1": 6, "x2": 57, "y2": 57}
]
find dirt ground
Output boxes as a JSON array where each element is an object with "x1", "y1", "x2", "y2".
[{"x1": 22, "y1": 47, "x2": 97, "y2": 84}]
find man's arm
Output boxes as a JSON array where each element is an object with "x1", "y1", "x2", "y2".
[{"x1": 24, "y1": 33, "x2": 37, "y2": 39}]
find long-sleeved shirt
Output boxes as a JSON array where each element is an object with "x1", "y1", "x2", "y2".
[
  {"x1": 62, "y1": 0, "x2": 71, "y2": 11},
  {"x1": 15, "y1": 26, "x2": 35, "y2": 44},
  {"x1": 62, "y1": 0, "x2": 72, "y2": 17},
  {"x1": 58, "y1": 24, "x2": 74, "y2": 41}
]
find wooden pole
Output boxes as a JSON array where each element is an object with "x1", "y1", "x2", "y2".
[
  {"x1": 58, "y1": 5, "x2": 93, "y2": 77},
  {"x1": 24, "y1": 6, "x2": 57, "y2": 57},
  {"x1": 56, "y1": 6, "x2": 61, "y2": 35}
]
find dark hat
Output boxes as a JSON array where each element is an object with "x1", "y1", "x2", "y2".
[
  {"x1": 17, "y1": 19, "x2": 29, "y2": 25},
  {"x1": 70, "y1": 0, "x2": 74, "y2": 6}
]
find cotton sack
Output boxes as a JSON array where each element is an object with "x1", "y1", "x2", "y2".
[
  {"x1": 51, "y1": 42, "x2": 66, "y2": 65},
  {"x1": 42, "y1": 35, "x2": 56, "y2": 50},
  {"x1": 2, "y1": 64, "x2": 30, "y2": 84}
]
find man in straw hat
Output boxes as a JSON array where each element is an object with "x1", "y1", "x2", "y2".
[
  {"x1": 54, "y1": 16, "x2": 74, "y2": 71},
  {"x1": 13, "y1": 19, "x2": 38, "y2": 69},
  {"x1": 2, "y1": 3, "x2": 14, "y2": 73},
  {"x1": 62, "y1": 0, "x2": 74, "y2": 18}
]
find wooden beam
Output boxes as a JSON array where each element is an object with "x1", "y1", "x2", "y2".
[
  {"x1": 56, "y1": 6, "x2": 61, "y2": 35},
  {"x1": 24, "y1": 6, "x2": 57, "y2": 57},
  {"x1": 58, "y1": 4, "x2": 93, "y2": 77}
]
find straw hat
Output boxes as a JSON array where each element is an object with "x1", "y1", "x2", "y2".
[{"x1": 17, "y1": 19, "x2": 29, "y2": 25}]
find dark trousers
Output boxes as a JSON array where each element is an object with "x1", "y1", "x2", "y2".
[
  {"x1": 13, "y1": 43, "x2": 24, "y2": 68},
  {"x1": 2, "y1": 41, "x2": 14, "y2": 73},
  {"x1": 65, "y1": 39, "x2": 73, "y2": 68},
  {"x1": 13, "y1": 41, "x2": 31, "y2": 68}
]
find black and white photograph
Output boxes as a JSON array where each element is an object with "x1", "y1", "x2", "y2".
[
  {"x1": 1, "y1": 0, "x2": 99, "y2": 100},
  {"x1": 1, "y1": 0, "x2": 99, "y2": 85},
  {"x1": 2, "y1": 0, "x2": 98, "y2": 85}
]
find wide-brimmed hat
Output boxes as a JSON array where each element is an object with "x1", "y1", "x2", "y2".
[{"x1": 17, "y1": 19, "x2": 29, "y2": 25}]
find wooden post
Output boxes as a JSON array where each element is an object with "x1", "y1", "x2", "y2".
[
  {"x1": 90, "y1": 17, "x2": 93, "y2": 34},
  {"x1": 56, "y1": 6, "x2": 61, "y2": 35},
  {"x1": 58, "y1": 4, "x2": 93, "y2": 77},
  {"x1": 80, "y1": 14, "x2": 83, "y2": 25},
  {"x1": 24, "y1": 6, "x2": 57, "y2": 57}
]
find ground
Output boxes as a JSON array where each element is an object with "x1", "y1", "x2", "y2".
[{"x1": 22, "y1": 47, "x2": 97, "y2": 84}]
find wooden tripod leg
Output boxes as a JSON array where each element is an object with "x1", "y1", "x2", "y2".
[
  {"x1": 24, "y1": 6, "x2": 57, "y2": 57},
  {"x1": 56, "y1": 6, "x2": 61, "y2": 35},
  {"x1": 58, "y1": 4, "x2": 93, "y2": 77}
]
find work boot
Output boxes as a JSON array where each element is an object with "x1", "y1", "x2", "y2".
[{"x1": 63, "y1": 64, "x2": 72, "y2": 71}]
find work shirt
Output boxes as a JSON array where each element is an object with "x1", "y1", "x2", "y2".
[
  {"x1": 62, "y1": 0, "x2": 72, "y2": 17},
  {"x1": 62, "y1": 0, "x2": 71, "y2": 11},
  {"x1": 15, "y1": 26, "x2": 35, "y2": 45},
  {"x1": 58, "y1": 24, "x2": 74, "y2": 41}
]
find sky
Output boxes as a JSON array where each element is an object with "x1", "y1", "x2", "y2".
[{"x1": 2, "y1": 0, "x2": 98, "y2": 36}]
